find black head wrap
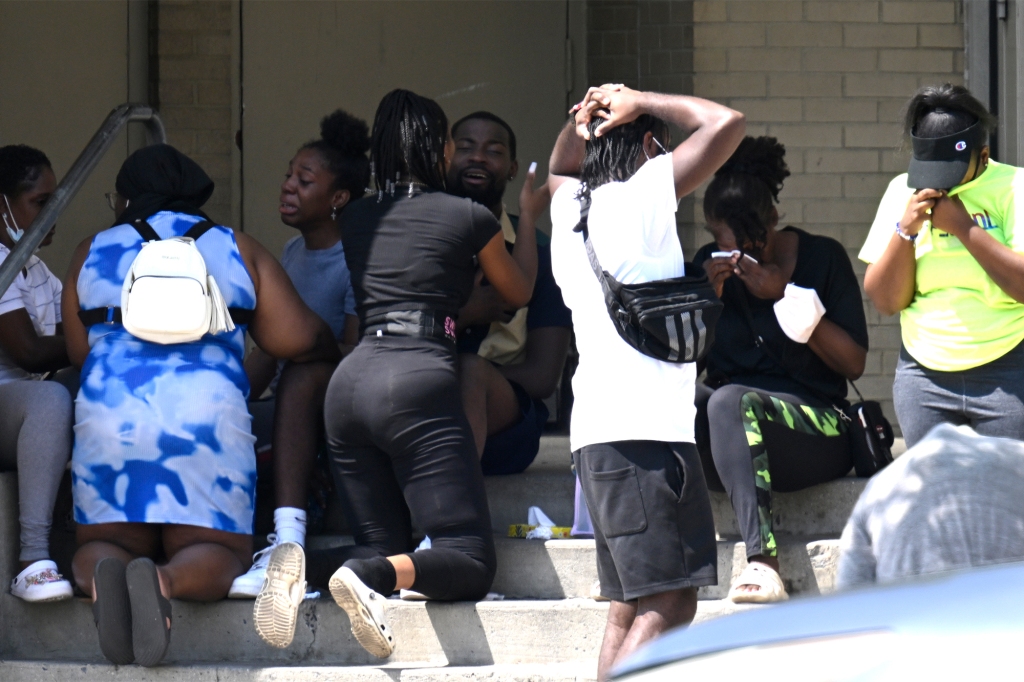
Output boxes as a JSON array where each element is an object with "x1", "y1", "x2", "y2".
[{"x1": 114, "y1": 144, "x2": 214, "y2": 226}]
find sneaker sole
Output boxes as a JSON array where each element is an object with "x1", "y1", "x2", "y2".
[
  {"x1": 329, "y1": 569, "x2": 394, "y2": 659},
  {"x1": 253, "y1": 543, "x2": 305, "y2": 649}
]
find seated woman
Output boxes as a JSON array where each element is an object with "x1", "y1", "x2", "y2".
[
  {"x1": 230, "y1": 108, "x2": 367, "y2": 599},
  {"x1": 0, "y1": 145, "x2": 74, "y2": 602},
  {"x1": 63, "y1": 144, "x2": 338, "y2": 667},
  {"x1": 861, "y1": 84, "x2": 1024, "y2": 447},
  {"x1": 253, "y1": 89, "x2": 543, "y2": 657},
  {"x1": 694, "y1": 136, "x2": 868, "y2": 604}
]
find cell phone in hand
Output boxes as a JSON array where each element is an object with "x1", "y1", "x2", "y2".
[{"x1": 711, "y1": 250, "x2": 757, "y2": 264}]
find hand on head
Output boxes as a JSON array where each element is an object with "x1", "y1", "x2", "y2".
[{"x1": 570, "y1": 84, "x2": 638, "y2": 140}]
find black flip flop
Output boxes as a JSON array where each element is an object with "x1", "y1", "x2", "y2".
[
  {"x1": 92, "y1": 557, "x2": 134, "y2": 665},
  {"x1": 126, "y1": 557, "x2": 172, "y2": 667}
]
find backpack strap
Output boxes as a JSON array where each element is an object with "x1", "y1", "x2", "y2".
[
  {"x1": 183, "y1": 220, "x2": 216, "y2": 241},
  {"x1": 132, "y1": 219, "x2": 161, "y2": 242}
]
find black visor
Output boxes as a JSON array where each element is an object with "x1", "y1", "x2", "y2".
[{"x1": 908, "y1": 121, "x2": 986, "y2": 190}]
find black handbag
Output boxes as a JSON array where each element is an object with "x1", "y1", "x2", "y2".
[
  {"x1": 573, "y1": 194, "x2": 723, "y2": 363},
  {"x1": 734, "y1": 289, "x2": 895, "y2": 477}
]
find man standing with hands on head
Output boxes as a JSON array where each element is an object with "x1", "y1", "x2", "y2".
[{"x1": 449, "y1": 112, "x2": 572, "y2": 475}]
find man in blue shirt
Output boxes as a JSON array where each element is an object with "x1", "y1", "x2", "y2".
[{"x1": 449, "y1": 112, "x2": 573, "y2": 474}]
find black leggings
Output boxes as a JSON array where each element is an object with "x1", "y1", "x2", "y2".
[
  {"x1": 322, "y1": 335, "x2": 496, "y2": 600},
  {"x1": 695, "y1": 382, "x2": 852, "y2": 559}
]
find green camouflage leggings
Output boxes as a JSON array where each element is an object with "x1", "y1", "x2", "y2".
[{"x1": 742, "y1": 391, "x2": 846, "y2": 557}]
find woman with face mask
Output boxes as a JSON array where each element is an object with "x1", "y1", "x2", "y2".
[
  {"x1": 230, "y1": 109, "x2": 368, "y2": 600},
  {"x1": 0, "y1": 144, "x2": 75, "y2": 603},
  {"x1": 861, "y1": 84, "x2": 1021, "y2": 447}
]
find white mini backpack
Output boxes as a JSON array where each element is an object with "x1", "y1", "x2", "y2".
[{"x1": 79, "y1": 219, "x2": 246, "y2": 344}]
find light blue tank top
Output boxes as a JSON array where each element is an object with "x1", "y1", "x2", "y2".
[{"x1": 72, "y1": 211, "x2": 258, "y2": 533}]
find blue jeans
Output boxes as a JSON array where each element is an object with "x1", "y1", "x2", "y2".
[{"x1": 893, "y1": 341, "x2": 1024, "y2": 447}]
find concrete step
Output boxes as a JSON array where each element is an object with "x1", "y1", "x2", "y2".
[
  {"x1": 0, "y1": 661, "x2": 601, "y2": 681},
  {"x1": 0, "y1": 594, "x2": 755, "y2": 666},
  {"x1": 309, "y1": 535, "x2": 839, "y2": 600}
]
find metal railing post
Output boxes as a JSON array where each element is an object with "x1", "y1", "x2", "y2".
[{"x1": 0, "y1": 103, "x2": 166, "y2": 296}]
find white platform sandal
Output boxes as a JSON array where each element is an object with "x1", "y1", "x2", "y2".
[{"x1": 728, "y1": 562, "x2": 789, "y2": 604}]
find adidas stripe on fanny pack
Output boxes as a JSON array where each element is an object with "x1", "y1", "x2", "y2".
[{"x1": 79, "y1": 219, "x2": 254, "y2": 342}]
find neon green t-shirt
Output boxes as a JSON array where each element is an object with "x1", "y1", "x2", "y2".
[{"x1": 859, "y1": 160, "x2": 1024, "y2": 372}]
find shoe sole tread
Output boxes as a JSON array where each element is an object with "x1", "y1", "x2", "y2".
[{"x1": 253, "y1": 544, "x2": 305, "y2": 649}]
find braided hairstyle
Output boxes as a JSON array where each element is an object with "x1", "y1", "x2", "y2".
[
  {"x1": 702, "y1": 136, "x2": 789, "y2": 250},
  {"x1": 0, "y1": 145, "x2": 51, "y2": 198},
  {"x1": 302, "y1": 109, "x2": 371, "y2": 199},
  {"x1": 370, "y1": 89, "x2": 448, "y2": 193},
  {"x1": 577, "y1": 113, "x2": 667, "y2": 202},
  {"x1": 903, "y1": 83, "x2": 997, "y2": 141}
]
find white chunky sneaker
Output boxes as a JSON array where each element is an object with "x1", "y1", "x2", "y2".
[
  {"x1": 253, "y1": 542, "x2": 306, "y2": 649},
  {"x1": 229, "y1": 534, "x2": 279, "y2": 599},
  {"x1": 11, "y1": 560, "x2": 73, "y2": 603},
  {"x1": 329, "y1": 566, "x2": 394, "y2": 658}
]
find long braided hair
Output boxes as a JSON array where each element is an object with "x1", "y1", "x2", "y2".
[
  {"x1": 302, "y1": 108, "x2": 370, "y2": 199},
  {"x1": 577, "y1": 113, "x2": 667, "y2": 203},
  {"x1": 702, "y1": 136, "x2": 789, "y2": 250},
  {"x1": 370, "y1": 89, "x2": 448, "y2": 194}
]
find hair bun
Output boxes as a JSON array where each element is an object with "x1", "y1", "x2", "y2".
[
  {"x1": 320, "y1": 109, "x2": 371, "y2": 157},
  {"x1": 714, "y1": 136, "x2": 789, "y2": 202}
]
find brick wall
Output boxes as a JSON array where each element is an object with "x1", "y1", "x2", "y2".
[
  {"x1": 690, "y1": 0, "x2": 964, "y2": 427},
  {"x1": 155, "y1": 0, "x2": 235, "y2": 226}
]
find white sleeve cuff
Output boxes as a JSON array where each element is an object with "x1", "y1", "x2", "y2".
[{"x1": 773, "y1": 283, "x2": 826, "y2": 344}]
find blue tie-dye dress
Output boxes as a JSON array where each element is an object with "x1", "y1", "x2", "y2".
[{"x1": 72, "y1": 211, "x2": 258, "y2": 534}]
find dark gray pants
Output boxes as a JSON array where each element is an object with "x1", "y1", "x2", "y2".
[{"x1": 893, "y1": 342, "x2": 1024, "y2": 448}]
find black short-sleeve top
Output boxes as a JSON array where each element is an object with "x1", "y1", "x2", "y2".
[
  {"x1": 340, "y1": 191, "x2": 501, "y2": 324},
  {"x1": 693, "y1": 227, "x2": 869, "y2": 404}
]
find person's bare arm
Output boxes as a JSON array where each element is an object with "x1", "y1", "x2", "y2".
[
  {"x1": 548, "y1": 120, "x2": 586, "y2": 192},
  {"x1": 234, "y1": 231, "x2": 340, "y2": 364},
  {"x1": 62, "y1": 237, "x2": 93, "y2": 370},
  {"x1": 498, "y1": 326, "x2": 571, "y2": 400},
  {"x1": 0, "y1": 307, "x2": 69, "y2": 373},
  {"x1": 863, "y1": 189, "x2": 940, "y2": 316},
  {"x1": 339, "y1": 313, "x2": 359, "y2": 356},
  {"x1": 244, "y1": 346, "x2": 278, "y2": 399},
  {"x1": 576, "y1": 86, "x2": 746, "y2": 200},
  {"x1": 806, "y1": 318, "x2": 867, "y2": 381},
  {"x1": 478, "y1": 165, "x2": 546, "y2": 309}
]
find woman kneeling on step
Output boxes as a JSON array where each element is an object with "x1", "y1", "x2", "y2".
[
  {"x1": 694, "y1": 137, "x2": 869, "y2": 604},
  {"x1": 64, "y1": 144, "x2": 338, "y2": 667}
]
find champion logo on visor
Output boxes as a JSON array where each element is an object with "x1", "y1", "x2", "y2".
[{"x1": 955, "y1": 141, "x2": 967, "y2": 151}]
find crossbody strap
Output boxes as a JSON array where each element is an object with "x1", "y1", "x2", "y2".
[{"x1": 572, "y1": 194, "x2": 624, "y2": 316}]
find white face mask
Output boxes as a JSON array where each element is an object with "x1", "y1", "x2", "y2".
[{"x1": 2, "y1": 195, "x2": 23, "y2": 244}]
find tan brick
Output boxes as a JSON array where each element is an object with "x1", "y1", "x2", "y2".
[
  {"x1": 953, "y1": 50, "x2": 965, "y2": 73},
  {"x1": 806, "y1": 1, "x2": 879, "y2": 23},
  {"x1": 802, "y1": 48, "x2": 877, "y2": 72},
  {"x1": 881, "y1": 150, "x2": 912, "y2": 173},
  {"x1": 694, "y1": 72, "x2": 767, "y2": 97},
  {"x1": 769, "y1": 72, "x2": 842, "y2": 97},
  {"x1": 782, "y1": 174, "x2": 843, "y2": 198},
  {"x1": 878, "y1": 97, "x2": 910, "y2": 124},
  {"x1": 693, "y1": 1, "x2": 727, "y2": 22},
  {"x1": 919, "y1": 23, "x2": 963, "y2": 48},
  {"x1": 844, "y1": 173, "x2": 896, "y2": 198},
  {"x1": 158, "y1": 32, "x2": 194, "y2": 56},
  {"x1": 882, "y1": 2, "x2": 954, "y2": 24},
  {"x1": 195, "y1": 33, "x2": 232, "y2": 56},
  {"x1": 728, "y1": 47, "x2": 802, "y2": 71},
  {"x1": 845, "y1": 123, "x2": 902, "y2": 148},
  {"x1": 197, "y1": 81, "x2": 231, "y2": 106},
  {"x1": 805, "y1": 98, "x2": 877, "y2": 122},
  {"x1": 159, "y1": 56, "x2": 230, "y2": 81},
  {"x1": 695, "y1": 48, "x2": 728, "y2": 71},
  {"x1": 767, "y1": 23, "x2": 842, "y2": 47},
  {"x1": 806, "y1": 148, "x2": 879, "y2": 173},
  {"x1": 776, "y1": 198, "x2": 803, "y2": 223},
  {"x1": 726, "y1": 1, "x2": 803, "y2": 22},
  {"x1": 195, "y1": 130, "x2": 233, "y2": 156},
  {"x1": 160, "y1": 105, "x2": 232, "y2": 131},
  {"x1": 845, "y1": 73, "x2": 919, "y2": 97},
  {"x1": 158, "y1": 82, "x2": 195, "y2": 106},
  {"x1": 744, "y1": 122, "x2": 770, "y2": 138},
  {"x1": 729, "y1": 98, "x2": 803, "y2": 122},
  {"x1": 770, "y1": 123, "x2": 844, "y2": 147},
  {"x1": 879, "y1": 48, "x2": 953, "y2": 73},
  {"x1": 844, "y1": 23, "x2": 910, "y2": 47},
  {"x1": 694, "y1": 22, "x2": 765, "y2": 47},
  {"x1": 192, "y1": 153, "x2": 232, "y2": 179},
  {"x1": 927, "y1": 72, "x2": 964, "y2": 87},
  {"x1": 862, "y1": 350, "x2": 883, "y2": 376},
  {"x1": 164, "y1": 130, "x2": 195, "y2": 155},
  {"x1": 804, "y1": 199, "x2": 880, "y2": 223}
]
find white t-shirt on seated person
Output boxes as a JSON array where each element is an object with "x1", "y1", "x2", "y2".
[
  {"x1": 549, "y1": 152, "x2": 696, "y2": 452},
  {"x1": 0, "y1": 244, "x2": 62, "y2": 385}
]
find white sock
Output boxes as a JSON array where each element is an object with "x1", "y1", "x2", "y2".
[{"x1": 274, "y1": 507, "x2": 307, "y2": 547}]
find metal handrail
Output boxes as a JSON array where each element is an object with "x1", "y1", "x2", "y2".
[{"x1": 0, "y1": 103, "x2": 166, "y2": 296}]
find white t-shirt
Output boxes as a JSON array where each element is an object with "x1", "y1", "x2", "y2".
[
  {"x1": 0, "y1": 244, "x2": 62, "y2": 384},
  {"x1": 549, "y1": 153, "x2": 696, "y2": 451}
]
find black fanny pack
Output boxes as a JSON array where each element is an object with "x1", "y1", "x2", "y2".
[{"x1": 574, "y1": 194, "x2": 723, "y2": 363}]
